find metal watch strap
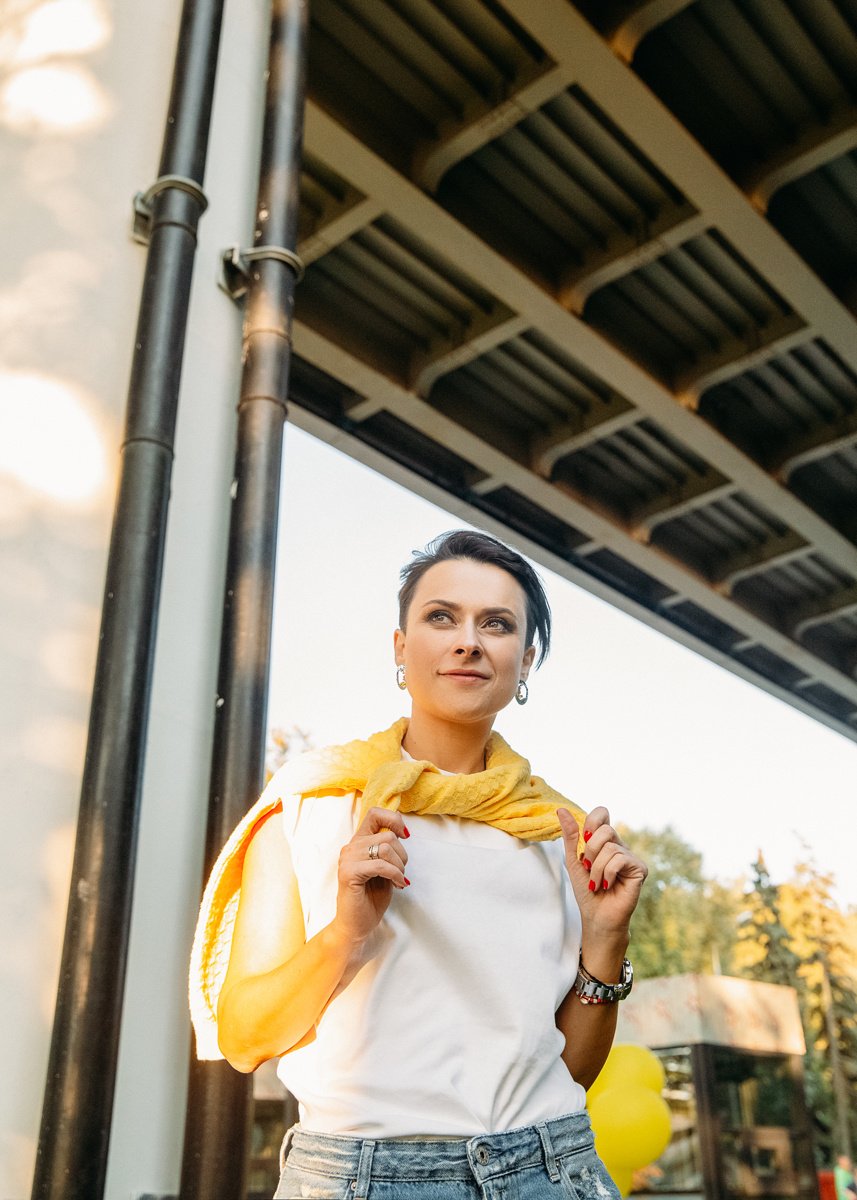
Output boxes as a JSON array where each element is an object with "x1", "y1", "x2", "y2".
[{"x1": 572, "y1": 957, "x2": 634, "y2": 1005}]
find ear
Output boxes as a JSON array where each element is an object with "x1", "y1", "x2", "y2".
[
  {"x1": 393, "y1": 627, "x2": 405, "y2": 666},
  {"x1": 520, "y1": 643, "x2": 536, "y2": 682}
]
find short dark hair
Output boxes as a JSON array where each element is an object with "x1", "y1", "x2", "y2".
[{"x1": 397, "y1": 530, "x2": 552, "y2": 667}]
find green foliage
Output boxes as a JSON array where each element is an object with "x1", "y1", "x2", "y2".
[{"x1": 619, "y1": 824, "x2": 742, "y2": 979}]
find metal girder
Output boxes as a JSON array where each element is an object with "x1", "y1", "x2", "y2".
[
  {"x1": 496, "y1": 0, "x2": 857, "y2": 392},
  {"x1": 743, "y1": 104, "x2": 857, "y2": 213},
  {"x1": 793, "y1": 583, "x2": 857, "y2": 640},
  {"x1": 775, "y1": 412, "x2": 857, "y2": 480},
  {"x1": 410, "y1": 308, "x2": 529, "y2": 396},
  {"x1": 609, "y1": 0, "x2": 699, "y2": 63},
  {"x1": 629, "y1": 471, "x2": 734, "y2": 541},
  {"x1": 531, "y1": 395, "x2": 640, "y2": 476},
  {"x1": 413, "y1": 63, "x2": 574, "y2": 193},
  {"x1": 676, "y1": 313, "x2": 810, "y2": 401},
  {"x1": 286, "y1": 400, "x2": 856, "y2": 739},
  {"x1": 712, "y1": 531, "x2": 810, "y2": 592},
  {"x1": 298, "y1": 192, "x2": 383, "y2": 266},
  {"x1": 558, "y1": 204, "x2": 708, "y2": 313},
  {"x1": 291, "y1": 315, "x2": 857, "y2": 711},
  {"x1": 302, "y1": 101, "x2": 857, "y2": 582}
]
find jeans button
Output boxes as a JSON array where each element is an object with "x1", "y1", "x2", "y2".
[{"x1": 476, "y1": 1145, "x2": 490, "y2": 1165}]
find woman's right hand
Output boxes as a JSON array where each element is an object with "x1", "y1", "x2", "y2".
[{"x1": 333, "y1": 807, "x2": 410, "y2": 945}]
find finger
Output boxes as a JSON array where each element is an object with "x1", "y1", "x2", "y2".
[
  {"x1": 557, "y1": 807, "x2": 587, "y2": 864},
  {"x1": 582, "y1": 806, "x2": 610, "y2": 846},
  {"x1": 353, "y1": 829, "x2": 409, "y2": 869},
  {"x1": 587, "y1": 840, "x2": 625, "y2": 891},
  {"x1": 357, "y1": 806, "x2": 411, "y2": 840},
  {"x1": 347, "y1": 857, "x2": 409, "y2": 890}
]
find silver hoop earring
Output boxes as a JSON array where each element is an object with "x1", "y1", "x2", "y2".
[
  {"x1": 396, "y1": 664, "x2": 407, "y2": 691},
  {"x1": 515, "y1": 679, "x2": 528, "y2": 706}
]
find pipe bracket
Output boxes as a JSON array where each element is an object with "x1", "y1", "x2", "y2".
[
  {"x1": 132, "y1": 175, "x2": 209, "y2": 244},
  {"x1": 219, "y1": 244, "x2": 305, "y2": 299}
]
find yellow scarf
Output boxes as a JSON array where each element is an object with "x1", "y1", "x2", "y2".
[{"x1": 189, "y1": 718, "x2": 585, "y2": 1059}]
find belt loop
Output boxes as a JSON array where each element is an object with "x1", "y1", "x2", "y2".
[
  {"x1": 354, "y1": 1138, "x2": 376, "y2": 1199},
  {"x1": 536, "y1": 1121, "x2": 560, "y2": 1182},
  {"x1": 278, "y1": 1125, "x2": 296, "y2": 1174}
]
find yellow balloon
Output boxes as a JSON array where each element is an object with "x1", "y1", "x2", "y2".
[
  {"x1": 601, "y1": 1161, "x2": 633, "y2": 1197},
  {"x1": 588, "y1": 1044, "x2": 665, "y2": 1102},
  {"x1": 589, "y1": 1084, "x2": 672, "y2": 1169}
]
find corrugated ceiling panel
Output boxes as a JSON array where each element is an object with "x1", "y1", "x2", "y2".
[
  {"x1": 583, "y1": 231, "x2": 793, "y2": 384},
  {"x1": 697, "y1": 339, "x2": 857, "y2": 468},
  {"x1": 308, "y1": 0, "x2": 544, "y2": 168},
  {"x1": 297, "y1": 216, "x2": 499, "y2": 378},
  {"x1": 652, "y1": 491, "x2": 792, "y2": 570},
  {"x1": 768, "y1": 150, "x2": 857, "y2": 303},
  {"x1": 551, "y1": 418, "x2": 713, "y2": 519},
  {"x1": 631, "y1": 0, "x2": 857, "y2": 182},
  {"x1": 437, "y1": 86, "x2": 687, "y2": 284},
  {"x1": 429, "y1": 328, "x2": 625, "y2": 445}
]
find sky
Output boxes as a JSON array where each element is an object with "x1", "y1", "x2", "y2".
[{"x1": 268, "y1": 425, "x2": 857, "y2": 909}]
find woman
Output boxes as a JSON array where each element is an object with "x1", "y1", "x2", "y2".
[{"x1": 190, "y1": 530, "x2": 648, "y2": 1199}]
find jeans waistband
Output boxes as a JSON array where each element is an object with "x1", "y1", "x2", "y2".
[{"x1": 282, "y1": 1109, "x2": 595, "y2": 1187}]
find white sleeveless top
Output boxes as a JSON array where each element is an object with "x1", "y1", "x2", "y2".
[{"x1": 275, "y1": 780, "x2": 586, "y2": 1136}]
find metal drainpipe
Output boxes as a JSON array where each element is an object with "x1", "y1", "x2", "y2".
[
  {"x1": 179, "y1": 2, "x2": 308, "y2": 1197},
  {"x1": 30, "y1": 3, "x2": 226, "y2": 1199}
]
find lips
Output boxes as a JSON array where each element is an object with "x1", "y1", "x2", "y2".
[{"x1": 443, "y1": 670, "x2": 489, "y2": 679}]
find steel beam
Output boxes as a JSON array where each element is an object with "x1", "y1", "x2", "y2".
[
  {"x1": 676, "y1": 313, "x2": 810, "y2": 401},
  {"x1": 414, "y1": 63, "x2": 574, "y2": 193},
  {"x1": 712, "y1": 531, "x2": 810, "y2": 592},
  {"x1": 292, "y1": 317, "x2": 857, "y2": 710},
  {"x1": 301, "y1": 101, "x2": 857, "y2": 581},
  {"x1": 531, "y1": 396, "x2": 640, "y2": 476},
  {"x1": 793, "y1": 584, "x2": 857, "y2": 639},
  {"x1": 609, "y1": 0, "x2": 699, "y2": 63},
  {"x1": 496, "y1": 0, "x2": 857, "y2": 389},
  {"x1": 410, "y1": 308, "x2": 528, "y2": 395},
  {"x1": 630, "y1": 472, "x2": 734, "y2": 541},
  {"x1": 299, "y1": 192, "x2": 383, "y2": 266},
  {"x1": 775, "y1": 413, "x2": 857, "y2": 480},
  {"x1": 559, "y1": 205, "x2": 707, "y2": 312},
  {"x1": 743, "y1": 104, "x2": 857, "y2": 213}
]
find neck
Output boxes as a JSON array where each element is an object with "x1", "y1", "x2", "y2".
[{"x1": 401, "y1": 710, "x2": 492, "y2": 774}]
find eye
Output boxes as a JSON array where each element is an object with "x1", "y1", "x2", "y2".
[
  {"x1": 426, "y1": 609, "x2": 453, "y2": 623},
  {"x1": 484, "y1": 616, "x2": 514, "y2": 632}
]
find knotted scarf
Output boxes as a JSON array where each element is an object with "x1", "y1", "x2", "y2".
[{"x1": 189, "y1": 717, "x2": 585, "y2": 1059}]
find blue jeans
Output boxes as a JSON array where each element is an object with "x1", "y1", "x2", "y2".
[{"x1": 273, "y1": 1111, "x2": 620, "y2": 1199}]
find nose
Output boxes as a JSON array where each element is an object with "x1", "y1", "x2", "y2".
[{"x1": 454, "y1": 621, "x2": 482, "y2": 658}]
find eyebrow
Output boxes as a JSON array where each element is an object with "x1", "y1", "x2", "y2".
[{"x1": 421, "y1": 599, "x2": 518, "y2": 618}]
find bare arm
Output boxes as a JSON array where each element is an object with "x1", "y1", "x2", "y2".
[
  {"x1": 217, "y1": 806, "x2": 409, "y2": 1073},
  {"x1": 554, "y1": 807, "x2": 647, "y2": 1090}
]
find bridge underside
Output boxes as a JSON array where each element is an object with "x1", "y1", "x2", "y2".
[{"x1": 285, "y1": 0, "x2": 857, "y2": 742}]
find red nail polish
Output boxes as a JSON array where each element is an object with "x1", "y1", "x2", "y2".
[
  {"x1": 402, "y1": 825, "x2": 410, "y2": 839},
  {"x1": 584, "y1": 830, "x2": 593, "y2": 843},
  {"x1": 404, "y1": 877, "x2": 411, "y2": 886},
  {"x1": 588, "y1": 880, "x2": 596, "y2": 892},
  {"x1": 582, "y1": 859, "x2": 592, "y2": 871},
  {"x1": 602, "y1": 879, "x2": 609, "y2": 890}
]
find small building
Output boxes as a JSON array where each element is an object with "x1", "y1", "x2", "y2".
[{"x1": 616, "y1": 975, "x2": 818, "y2": 1200}]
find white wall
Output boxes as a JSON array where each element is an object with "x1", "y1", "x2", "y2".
[{"x1": 0, "y1": 0, "x2": 268, "y2": 1195}]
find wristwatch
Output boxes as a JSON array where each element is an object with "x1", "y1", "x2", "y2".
[{"x1": 572, "y1": 956, "x2": 634, "y2": 1005}]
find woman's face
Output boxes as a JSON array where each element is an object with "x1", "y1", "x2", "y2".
[{"x1": 393, "y1": 558, "x2": 535, "y2": 727}]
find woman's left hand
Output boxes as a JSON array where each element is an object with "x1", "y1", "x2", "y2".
[{"x1": 557, "y1": 806, "x2": 647, "y2": 937}]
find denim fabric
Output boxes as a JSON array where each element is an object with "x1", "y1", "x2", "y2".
[{"x1": 273, "y1": 1111, "x2": 620, "y2": 1200}]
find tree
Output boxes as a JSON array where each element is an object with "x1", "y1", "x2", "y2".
[
  {"x1": 619, "y1": 824, "x2": 743, "y2": 979},
  {"x1": 778, "y1": 858, "x2": 857, "y2": 1164},
  {"x1": 734, "y1": 852, "x2": 802, "y2": 986}
]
